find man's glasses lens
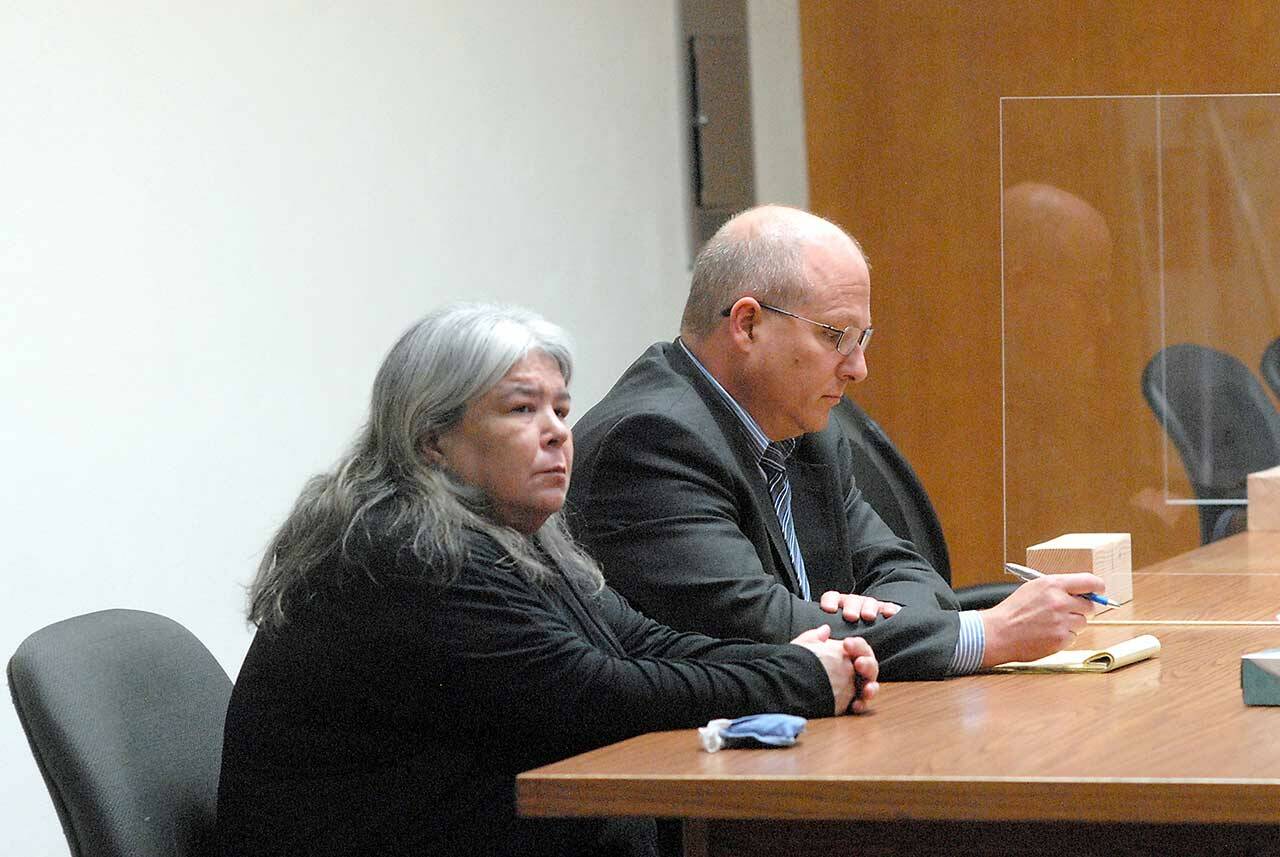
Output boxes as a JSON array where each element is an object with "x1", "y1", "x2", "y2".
[{"x1": 839, "y1": 327, "x2": 873, "y2": 355}]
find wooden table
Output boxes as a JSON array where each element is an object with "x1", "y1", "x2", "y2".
[
  {"x1": 517, "y1": 533, "x2": 1280, "y2": 856},
  {"x1": 1095, "y1": 530, "x2": 1280, "y2": 624},
  {"x1": 1133, "y1": 530, "x2": 1280, "y2": 577}
]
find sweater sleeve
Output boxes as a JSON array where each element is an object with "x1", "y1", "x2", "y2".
[
  {"x1": 596, "y1": 583, "x2": 801, "y2": 663},
  {"x1": 426, "y1": 554, "x2": 833, "y2": 770}
]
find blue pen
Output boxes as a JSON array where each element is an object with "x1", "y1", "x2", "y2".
[{"x1": 1003, "y1": 562, "x2": 1122, "y2": 608}]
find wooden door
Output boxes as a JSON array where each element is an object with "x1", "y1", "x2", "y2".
[{"x1": 801, "y1": 2, "x2": 1280, "y2": 584}]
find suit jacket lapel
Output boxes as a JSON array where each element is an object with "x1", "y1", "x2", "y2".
[
  {"x1": 748, "y1": 471, "x2": 803, "y2": 594},
  {"x1": 788, "y1": 443, "x2": 839, "y2": 595},
  {"x1": 665, "y1": 342, "x2": 804, "y2": 595}
]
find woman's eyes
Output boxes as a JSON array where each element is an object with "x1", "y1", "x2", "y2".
[{"x1": 508, "y1": 402, "x2": 569, "y2": 419}]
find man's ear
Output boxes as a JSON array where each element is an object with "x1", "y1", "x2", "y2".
[{"x1": 726, "y1": 297, "x2": 762, "y2": 351}]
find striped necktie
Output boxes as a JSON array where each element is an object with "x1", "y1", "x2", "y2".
[{"x1": 759, "y1": 440, "x2": 811, "y2": 601}]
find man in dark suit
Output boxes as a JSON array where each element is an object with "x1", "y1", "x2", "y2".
[{"x1": 568, "y1": 204, "x2": 1104, "y2": 679}]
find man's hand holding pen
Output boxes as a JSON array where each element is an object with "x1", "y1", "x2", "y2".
[
  {"x1": 976, "y1": 571, "x2": 1107, "y2": 668},
  {"x1": 1005, "y1": 562, "x2": 1122, "y2": 608}
]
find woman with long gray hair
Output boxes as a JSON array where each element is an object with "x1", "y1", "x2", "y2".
[{"x1": 215, "y1": 302, "x2": 878, "y2": 857}]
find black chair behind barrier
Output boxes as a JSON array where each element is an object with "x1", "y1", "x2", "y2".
[
  {"x1": 831, "y1": 397, "x2": 1018, "y2": 610},
  {"x1": 1142, "y1": 343, "x2": 1280, "y2": 544},
  {"x1": 7, "y1": 608, "x2": 232, "y2": 857},
  {"x1": 1260, "y1": 336, "x2": 1280, "y2": 402}
]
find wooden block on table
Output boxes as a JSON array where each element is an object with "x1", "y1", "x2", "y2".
[
  {"x1": 1025, "y1": 532, "x2": 1132, "y2": 605},
  {"x1": 1247, "y1": 465, "x2": 1280, "y2": 531}
]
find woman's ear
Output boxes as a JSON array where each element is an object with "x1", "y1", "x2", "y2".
[{"x1": 421, "y1": 435, "x2": 446, "y2": 466}]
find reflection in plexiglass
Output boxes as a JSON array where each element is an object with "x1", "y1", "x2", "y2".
[{"x1": 1002, "y1": 94, "x2": 1280, "y2": 568}]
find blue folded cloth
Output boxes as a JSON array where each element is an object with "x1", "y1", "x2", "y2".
[{"x1": 698, "y1": 713, "x2": 807, "y2": 753}]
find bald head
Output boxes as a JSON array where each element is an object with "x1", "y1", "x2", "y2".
[
  {"x1": 680, "y1": 205, "x2": 865, "y2": 339},
  {"x1": 1003, "y1": 182, "x2": 1114, "y2": 378},
  {"x1": 1003, "y1": 182, "x2": 1112, "y2": 284},
  {"x1": 726, "y1": 205, "x2": 853, "y2": 245}
]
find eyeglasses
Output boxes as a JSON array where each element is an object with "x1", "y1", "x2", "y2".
[{"x1": 721, "y1": 302, "x2": 873, "y2": 355}]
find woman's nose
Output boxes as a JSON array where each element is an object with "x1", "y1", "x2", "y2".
[{"x1": 544, "y1": 412, "x2": 570, "y2": 446}]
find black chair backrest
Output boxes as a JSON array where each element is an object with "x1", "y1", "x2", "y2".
[
  {"x1": 7, "y1": 609, "x2": 232, "y2": 857},
  {"x1": 1142, "y1": 343, "x2": 1280, "y2": 544},
  {"x1": 1261, "y1": 336, "x2": 1280, "y2": 401},
  {"x1": 830, "y1": 396, "x2": 953, "y2": 582},
  {"x1": 830, "y1": 397, "x2": 1020, "y2": 610}
]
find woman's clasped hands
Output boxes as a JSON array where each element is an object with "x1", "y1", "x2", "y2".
[{"x1": 791, "y1": 625, "x2": 879, "y2": 715}]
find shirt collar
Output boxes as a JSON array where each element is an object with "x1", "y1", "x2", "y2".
[{"x1": 677, "y1": 338, "x2": 795, "y2": 462}]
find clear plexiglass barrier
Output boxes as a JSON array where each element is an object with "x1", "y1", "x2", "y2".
[{"x1": 1001, "y1": 93, "x2": 1280, "y2": 568}]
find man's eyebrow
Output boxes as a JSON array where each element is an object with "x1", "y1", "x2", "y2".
[{"x1": 832, "y1": 309, "x2": 871, "y2": 329}]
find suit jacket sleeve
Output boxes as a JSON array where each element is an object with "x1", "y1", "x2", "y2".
[{"x1": 571, "y1": 410, "x2": 962, "y2": 680}]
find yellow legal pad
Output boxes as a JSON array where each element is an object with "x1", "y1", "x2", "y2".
[{"x1": 990, "y1": 634, "x2": 1161, "y2": 673}]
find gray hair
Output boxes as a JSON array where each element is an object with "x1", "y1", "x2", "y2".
[
  {"x1": 680, "y1": 205, "x2": 867, "y2": 338},
  {"x1": 681, "y1": 222, "x2": 806, "y2": 338},
  {"x1": 248, "y1": 302, "x2": 603, "y2": 630}
]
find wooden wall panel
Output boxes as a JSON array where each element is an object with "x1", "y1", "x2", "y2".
[{"x1": 800, "y1": 1, "x2": 1280, "y2": 587}]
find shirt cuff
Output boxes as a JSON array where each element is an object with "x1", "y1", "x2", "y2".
[{"x1": 946, "y1": 610, "x2": 986, "y2": 675}]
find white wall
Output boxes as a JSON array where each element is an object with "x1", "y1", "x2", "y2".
[
  {"x1": 0, "y1": 2, "x2": 806, "y2": 853},
  {"x1": 748, "y1": 0, "x2": 809, "y2": 209}
]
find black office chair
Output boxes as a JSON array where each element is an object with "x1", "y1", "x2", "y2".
[
  {"x1": 831, "y1": 397, "x2": 1018, "y2": 610},
  {"x1": 1142, "y1": 343, "x2": 1280, "y2": 544},
  {"x1": 7, "y1": 609, "x2": 232, "y2": 857},
  {"x1": 1260, "y1": 336, "x2": 1280, "y2": 401}
]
